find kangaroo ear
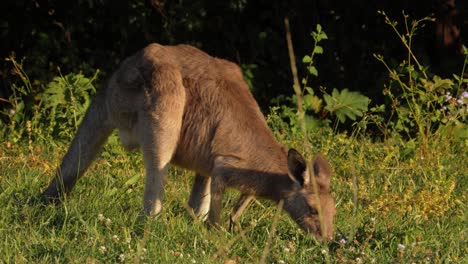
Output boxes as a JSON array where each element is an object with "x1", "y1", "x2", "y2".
[
  {"x1": 312, "y1": 153, "x2": 332, "y2": 192},
  {"x1": 287, "y1": 149, "x2": 309, "y2": 186}
]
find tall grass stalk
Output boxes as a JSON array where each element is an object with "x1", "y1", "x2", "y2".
[{"x1": 284, "y1": 18, "x2": 330, "y2": 264}]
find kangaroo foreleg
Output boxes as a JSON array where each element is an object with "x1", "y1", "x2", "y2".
[
  {"x1": 208, "y1": 174, "x2": 225, "y2": 227},
  {"x1": 230, "y1": 194, "x2": 254, "y2": 223},
  {"x1": 41, "y1": 90, "x2": 113, "y2": 202},
  {"x1": 188, "y1": 174, "x2": 211, "y2": 221}
]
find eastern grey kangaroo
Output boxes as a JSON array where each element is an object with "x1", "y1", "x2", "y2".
[{"x1": 40, "y1": 43, "x2": 336, "y2": 239}]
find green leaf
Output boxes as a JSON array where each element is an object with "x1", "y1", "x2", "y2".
[
  {"x1": 304, "y1": 86, "x2": 314, "y2": 95},
  {"x1": 308, "y1": 66, "x2": 318, "y2": 76},
  {"x1": 316, "y1": 24, "x2": 322, "y2": 33},
  {"x1": 324, "y1": 88, "x2": 370, "y2": 123},
  {"x1": 318, "y1": 31, "x2": 328, "y2": 40},
  {"x1": 311, "y1": 24, "x2": 328, "y2": 42},
  {"x1": 302, "y1": 55, "x2": 312, "y2": 63},
  {"x1": 124, "y1": 174, "x2": 141, "y2": 187},
  {"x1": 432, "y1": 76, "x2": 454, "y2": 91},
  {"x1": 303, "y1": 94, "x2": 322, "y2": 113},
  {"x1": 313, "y1": 46, "x2": 324, "y2": 54},
  {"x1": 303, "y1": 114, "x2": 330, "y2": 131}
]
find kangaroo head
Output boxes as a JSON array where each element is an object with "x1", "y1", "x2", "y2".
[{"x1": 283, "y1": 149, "x2": 335, "y2": 240}]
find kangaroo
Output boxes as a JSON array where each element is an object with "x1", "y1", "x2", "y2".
[{"x1": 40, "y1": 43, "x2": 336, "y2": 240}]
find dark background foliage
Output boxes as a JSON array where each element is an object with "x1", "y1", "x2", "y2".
[{"x1": 1, "y1": 0, "x2": 466, "y2": 108}]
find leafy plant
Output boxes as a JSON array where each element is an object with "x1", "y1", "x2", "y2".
[
  {"x1": 324, "y1": 88, "x2": 370, "y2": 124},
  {"x1": 41, "y1": 69, "x2": 99, "y2": 140},
  {"x1": 279, "y1": 24, "x2": 370, "y2": 134},
  {"x1": 301, "y1": 24, "x2": 328, "y2": 79},
  {"x1": 373, "y1": 12, "x2": 468, "y2": 154},
  {"x1": 1, "y1": 56, "x2": 100, "y2": 144},
  {"x1": 1, "y1": 56, "x2": 37, "y2": 143}
]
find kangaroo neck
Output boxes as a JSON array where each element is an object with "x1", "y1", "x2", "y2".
[{"x1": 215, "y1": 138, "x2": 293, "y2": 202}]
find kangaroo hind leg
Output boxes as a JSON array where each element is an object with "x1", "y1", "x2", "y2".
[{"x1": 138, "y1": 64, "x2": 186, "y2": 217}]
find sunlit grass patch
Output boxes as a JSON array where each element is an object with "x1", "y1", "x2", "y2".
[{"x1": 1, "y1": 125, "x2": 466, "y2": 263}]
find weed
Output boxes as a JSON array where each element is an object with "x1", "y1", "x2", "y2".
[
  {"x1": 373, "y1": 11, "x2": 468, "y2": 157},
  {"x1": 1, "y1": 56, "x2": 100, "y2": 146}
]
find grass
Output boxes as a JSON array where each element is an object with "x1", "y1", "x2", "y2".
[{"x1": 0, "y1": 126, "x2": 466, "y2": 263}]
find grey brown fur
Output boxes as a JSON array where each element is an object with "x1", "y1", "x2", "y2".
[{"x1": 41, "y1": 43, "x2": 336, "y2": 240}]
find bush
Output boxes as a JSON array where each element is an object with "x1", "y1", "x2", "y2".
[{"x1": 1, "y1": 56, "x2": 99, "y2": 145}]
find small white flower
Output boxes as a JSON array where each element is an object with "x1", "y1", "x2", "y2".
[
  {"x1": 113, "y1": 235, "x2": 119, "y2": 242},
  {"x1": 9, "y1": 109, "x2": 15, "y2": 116},
  {"x1": 370, "y1": 217, "x2": 376, "y2": 223},
  {"x1": 321, "y1": 249, "x2": 328, "y2": 255},
  {"x1": 278, "y1": 260, "x2": 286, "y2": 264},
  {"x1": 398, "y1": 244, "x2": 406, "y2": 250},
  {"x1": 283, "y1": 247, "x2": 290, "y2": 253},
  {"x1": 445, "y1": 92, "x2": 453, "y2": 101},
  {"x1": 119, "y1": 254, "x2": 125, "y2": 262},
  {"x1": 339, "y1": 238, "x2": 346, "y2": 244},
  {"x1": 99, "y1": 246, "x2": 107, "y2": 254}
]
